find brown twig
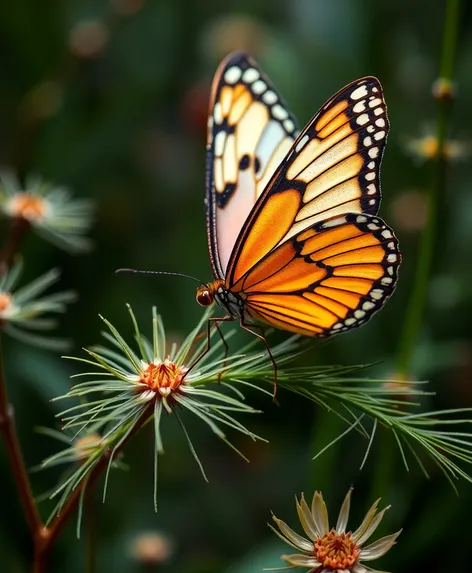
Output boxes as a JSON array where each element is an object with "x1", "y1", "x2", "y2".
[
  {"x1": 0, "y1": 217, "x2": 30, "y2": 270},
  {"x1": 32, "y1": 403, "x2": 154, "y2": 572},
  {"x1": 0, "y1": 337, "x2": 44, "y2": 536}
]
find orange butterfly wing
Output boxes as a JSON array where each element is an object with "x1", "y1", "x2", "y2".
[
  {"x1": 226, "y1": 76, "x2": 389, "y2": 287},
  {"x1": 221, "y1": 74, "x2": 399, "y2": 336},
  {"x1": 231, "y1": 213, "x2": 400, "y2": 336}
]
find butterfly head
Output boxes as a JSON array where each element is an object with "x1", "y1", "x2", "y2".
[
  {"x1": 196, "y1": 279, "x2": 226, "y2": 307},
  {"x1": 196, "y1": 285, "x2": 214, "y2": 307}
]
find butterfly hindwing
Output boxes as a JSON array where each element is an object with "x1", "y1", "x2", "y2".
[
  {"x1": 231, "y1": 213, "x2": 400, "y2": 337},
  {"x1": 226, "y1": 76, "x2": 390, "y2": 287},
  {"x1": 206, "y1": 52, "x2": 298, "y2": 279}
]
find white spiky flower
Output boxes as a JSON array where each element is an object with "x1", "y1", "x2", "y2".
[
  {"x1": 0, "y1": 258, "x2": 76, "y2": 349},
  {"x1": 0, "y1": 171, "x2": 93, "y2": 253}
]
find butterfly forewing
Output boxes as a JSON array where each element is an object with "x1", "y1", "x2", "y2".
[
  {"x1": 206, "y1": 52, "x2": 298, "y2": 279},
  {"x1": 226, "y1": 76, "x2": 390, "y2": 287},
  {"x1": 232, "y1": 213, "x2": 400, "y2": 336}
]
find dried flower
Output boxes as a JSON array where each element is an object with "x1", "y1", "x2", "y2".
[
  {"x1": 0, "y1": 258, "x2": 76, "y2": 349},
  {"x1": 270, "y1": 488, "x2": 401, "y2": 572},
  {"x1": 0, "y1": 171, "x2": 93, "y2": 253}
]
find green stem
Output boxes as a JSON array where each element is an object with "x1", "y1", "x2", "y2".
[{"x1": 396, "y1": 0, "x2": 461, "y2": 377}]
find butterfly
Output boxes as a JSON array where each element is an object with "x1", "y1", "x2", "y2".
[{"x1": 192, "y1": 52, "x2": 401, "y2": 377}]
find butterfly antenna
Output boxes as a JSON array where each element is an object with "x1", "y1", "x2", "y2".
[{"x1": 116, "y1": 268, "x2": 207, "y2": 287}]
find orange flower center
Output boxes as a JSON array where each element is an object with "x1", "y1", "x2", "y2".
[
  {"x1": 313, "y1": 530, "x2": 360, "y2": 570},
  {"x1": 0, "y1": 292, "x2": 12, "y2": 313},
  {"x1": 8, "y1": 192, "x2": 47, "y2": 221},
  {"x1": 140, "y1": 359, "x2": 186, "y2": 396}
]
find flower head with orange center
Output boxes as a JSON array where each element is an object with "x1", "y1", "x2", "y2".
[
  {"x1": 44, "y1": 305, "x2": 299, "y2": 519},
  {"x1": 405, "y1": 133, "x2": 470, "y2": 163},
  {"x1": 0, "y1": 292, "x2": 12, "y2": 314},
  {"x1": 6, "y1": 192, "x2": 48, "y2": 222},
  {"x1": 0, "y1": 171, "x2": 93, "y2": 253},
  {"x1": 270, "y1": 488, "x2": 401, "y2": 573},
  {"x1": 0, "y1": 258, "x2": 76, "y2": 349},
  {"x1": 139, "y1": 358, "x2": 186, "y2": 397}
]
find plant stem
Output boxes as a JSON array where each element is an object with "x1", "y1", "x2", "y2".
[
  {"x1": 32, "y1": 403, "x2": 154, "y2": 572},
  {"x1": 0, "y1": 336, "x2": 44, "y2": 536},
  {"x1": 396, "y1": 0, "x2": 461, "y2": 377},
  {"x1": 0, "y1": 217, "x2": 30, "y2": 270}
]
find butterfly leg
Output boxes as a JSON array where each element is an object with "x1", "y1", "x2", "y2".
[
  {"x1": 184, "y1": 316, "x2": 232, "y2": 383},
  {"x1": 239, "y1": 319, "x2": 278, "y2": 398},
  {"x1": 210, "y1": 316, "x2": 231, "y2": 383}
]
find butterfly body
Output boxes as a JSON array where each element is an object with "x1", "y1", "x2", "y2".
[
  {"x1": 197, "y1": 279, "x2": 248, "y2": 322},
  {"x1": 200, "y1": 52, "x2": 400, "y2": 342}
]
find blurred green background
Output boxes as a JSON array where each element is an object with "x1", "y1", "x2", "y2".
[{"x1": 1, "y1": 0, "x2": 472, "y2": 571}]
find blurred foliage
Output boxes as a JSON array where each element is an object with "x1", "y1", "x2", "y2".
[{"x1": 1, "y1": 1, "x2": 472, "y2": 572}]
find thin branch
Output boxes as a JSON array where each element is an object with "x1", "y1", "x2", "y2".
[
  {"x1": 33, "y1": 402, "x2": 154, "y2": 571},
  {"x1": 0, "y1": 335, "x2": 44, "y2": 537},
  {"x1": 0, "y1": 217, "x2": 30, "y2": 271}
]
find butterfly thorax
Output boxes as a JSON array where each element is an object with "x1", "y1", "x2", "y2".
[{"x1": 196, "y1": 279, "x2": 245, "y2": 320}]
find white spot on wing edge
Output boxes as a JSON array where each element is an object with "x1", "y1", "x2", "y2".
[
  {"x1": 368, "y1": 97, "x2": 383, "y2": 108},
  {"x1": 272, "y1": 104, "x2": 289, "y2": 120},
  {"x1": 284, "y1": 118, "x2": 295, "y2": 133},
  {"x1": 370, "y1": 290, "x2": 384, "y2": 300},
  {"x1": 252, "y1": 79, "x2": 266, "y2": 94},
  {"x1": 368, "y1": 147, "x2": 379, "y2": 158},
  {"x1": 262, "y1": 90, "x2": 277, "y2": 105},
  {"x1": 351, "y1": 85, "x2": 368, "y2": 100},
  {"x1": 242, "y1": 68, "x2": 259, "y2": 83},
  {"x1": 224, "y1": 66, "x2": 242, "y2": 84}
]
